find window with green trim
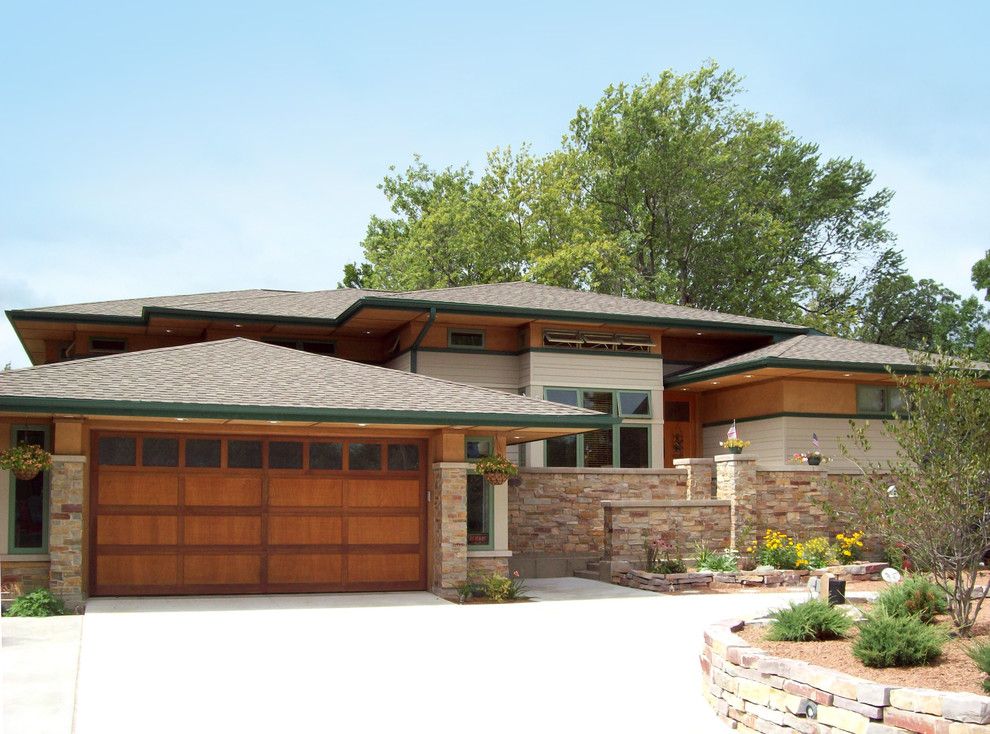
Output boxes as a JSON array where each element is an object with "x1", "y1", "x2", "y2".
[
  {"x1": 448, "y1": 329, "x2": 485, "y2": 349},
  {"x1": 465, "y1": 437, "x2": 494, "y2": 548},
  {"x1": 857, "y1": 385, "x2": 904, "y2": 414},
  {"x1": 8, "y1": 425, "x2": 50, "y2": 553},
  {"x1": 544, "y1": 388, "x2": 651, "y2": 468}
]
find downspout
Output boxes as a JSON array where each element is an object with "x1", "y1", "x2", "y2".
[{"x1": 409, "y1": 307, "x2": 436, "y2": 373}]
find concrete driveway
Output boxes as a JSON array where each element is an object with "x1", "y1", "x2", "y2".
[{"x1": 65, "y1": 579, "x2": 802, "y2": 734}]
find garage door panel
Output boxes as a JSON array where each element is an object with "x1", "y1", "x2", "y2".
[
  {"x1": 183, "y1": 554, "x2": 262, "y2": 585},
  {"x1": 267, "y1": 515, "x2": 342, "y2": 545},
  {"x1": 348, "y1": 553, "x2": 421, "y2": 583},
  {"x1": 99, "y1": 474, "x2": 178, "y2": 506},
  {"x1": 97, "y1": 515, "x2": 178, "y2": 545},
  {"x1": 97, "y1": 554, "x2": 178, "y2": 586},
  {"x1": 268, "y1": 477, "x2": 343, "y2": 507},
  {"x1": 268, "y1": 552, "x2": 343, "y2": 584},
  {"x1": 348, "y1": 516, "x2": 420, "y2": 545},
  {"x1": 346, "y1": 479, "x2": 420, "y2": 508},
  {"x1": 183, "y1": 515, "x2": 262, "y2": 545},
  {"x1": 184, "y1": 476, "x2": 262, "y2": 507}
]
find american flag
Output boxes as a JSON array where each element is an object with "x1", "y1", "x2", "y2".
[
  {"x1": 812, "y1": 432, "x2": 820, "y2": 449},
  {"x1": 727, "y1": 421, "x2": 737, "y2": 440}
]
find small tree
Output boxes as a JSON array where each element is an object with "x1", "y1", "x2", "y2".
[{"x1": 835, "y1": 352, "x2": 990, "y2": 636}]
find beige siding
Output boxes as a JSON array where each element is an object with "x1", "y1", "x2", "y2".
[
  {"x1": 704, "y1": 418, "x2": 786, "y2": 462},
  {"x1": 523, "y1": 351, "x2": 663, "y2": 391},
  {"x1": 414, "y1": 351, "x2": 520, "y2": 391},
  {"x1": 703, "y1": 415, "x2": 899, "y2": 470}
]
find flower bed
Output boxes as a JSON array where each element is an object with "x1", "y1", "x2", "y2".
[
  {"x1": 701, "y1": 617, "x2": 990, "y2": 732},
  {"x1": 614, "y1": 563, "x2": 890, "y2": 594}
]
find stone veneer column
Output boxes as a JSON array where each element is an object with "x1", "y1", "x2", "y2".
[
  {"x1": 49, "y1": 455, "x2": 85, "y2": 606},
  {"x1": 714, "y1": 454, "x2": 757, "y2": 550},
  {"x1": 672, "y1": 458, "x2": 715, "y2": 499},
  {"x1": 431, "y1": 462, "x2": 469, "y2": 596}
]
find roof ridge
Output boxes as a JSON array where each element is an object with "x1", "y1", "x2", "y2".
[{"x1": 23, "y1": 288, "x2": 300, "y2": 313}]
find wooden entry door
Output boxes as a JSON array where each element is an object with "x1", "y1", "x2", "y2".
[
  {"x1": 90, "y1": 432, "x2": 427, "y2": 596},
  {"x1": 663, "y1": 394, "x2": 698, "y2": 467}
]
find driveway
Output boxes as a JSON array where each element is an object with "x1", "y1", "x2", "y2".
[{"x1": 65, "y1": 579, "x2": 803, "y2": 734}]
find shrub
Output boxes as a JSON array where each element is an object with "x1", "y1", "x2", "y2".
[
  {"x1": 466, "y1": 571, "x2": 529, "y2": 603},
  {"x1": 835, "y1": 531, "x2": 865, "y2": 561},
  {"x1": 852, "y1": 609, "x2": 948, "y2": 667},
  {"x1": 645, "y1": 534, "x2": 687, "y2": 574},
  {"x1": 875, "y1": 576, "x2": 948, "y2": 623},
  {"x1": 747, "y1": 529, "x2": 807, "y2": 570},
  {"x1": 766, "y1": 600, "x2": 852, "y2": 641},
  {"x1": 803, "y1": 537, "x2": 837, "y2": 568},
  {"x1": 694, "y1": 543, "x2": 738, "y2": 573},
  {"x1": 966, "y1": 642, "x2": 990, "y2": 693},
  {"x1": 5, "y1": 588, "x2": 66, "y2": 617},
  {"x1": 480, "y1": 572, "x2": 513, "y2": 602}
]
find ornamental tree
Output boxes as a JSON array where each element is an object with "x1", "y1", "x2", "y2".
[{"x1": 835, "y1": 353, "x2": 990, "y2": 635}]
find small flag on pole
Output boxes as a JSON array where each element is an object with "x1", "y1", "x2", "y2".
[
  {"x1": 727, "y1": 421, "x2": 737, "y2": 440},
  {"x1": 812, "y1": 432, "x2": 820, "y2": 449}
]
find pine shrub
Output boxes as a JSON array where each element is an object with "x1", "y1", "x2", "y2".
[
  {"x1": 852, "y1": 608, "x2": 948, "y2": 668},
  {"x1": 875, "y1": 576, "x2": 948, "y2": 623},
  {"x1": 966, "y1": 642, "x2": 990, "y2": 693},
  {"x1": 766, "y1": 599, "x2": 853, "y2": 642}
]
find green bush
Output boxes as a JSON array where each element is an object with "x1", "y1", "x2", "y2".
[
  {"x1": 875, "y1": 576, "x2": 948, "y2": 623},
  {"x1": 694, "y1": 544, "x2": 738, "y2": 573},
  {"x1": 766, "y1": 600, "x2": 853, "y2": 641},
  {"x1": 802, "y1": 537, "x2": 837, "y2": 568},
  {"x1": 852, "y1": 609, "x2": 948, "y2": 667},
  {"x1": 5, "y1": 588, "x2": 66, "y2": 617},
  {"x1": 966, "y1": 642, "x2": 990, "y2": 693}
]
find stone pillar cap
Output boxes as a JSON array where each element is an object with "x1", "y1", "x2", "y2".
[
  {"x1": 672, "y1": 458, "x2": 715, "y2": 466},
  {"x1": 714, "y1": 453, "x2": 758, "y2": 463}
]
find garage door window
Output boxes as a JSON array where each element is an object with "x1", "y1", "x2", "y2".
[
  {"x1": 349, "y1": 443, "x2": 382, "y2": 471},
  {"x1": 387, "y1": 444, "x2": 419, "y2": 471},
  {"x1": 228, "y1": 440, "x2": 262, "y2": 469},
  {"x1": 98, "y1": 436, "x2": 136, "y2": 466},
  {"x1": 142, "y1": 437, "x2": 178, "y2": 467},
  {"x1": 186, "y1": 439, "x2": 221, "y2": 468},
  {"x1": 268, "y1": 441, "x2": 303, "y2": 469},
  {"x1": 309, "y1": 442, "x2": 343, "y2": 470}
]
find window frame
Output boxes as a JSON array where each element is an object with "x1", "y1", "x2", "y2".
[
  {"x1": 465, "y1": 435, "x2": 494, "y2": 550},
  {"x1": 618, "y1": 390, "x2": 652, "y2": 418},
  {"x1": 88, "y1": 336, "x2": 127, "y2": 354},
  {"x1": 543, "y1": 387, "x2": 652, "y2": 469},
  {"x1": 856, "y1": 385, "x2": 905, "y2": 415},
  {"x1": 7, "y1": 424, "x2": 51, "y2": 555},
  {"x1": 447, "y1": 329, "x2": 486, "y2": 351}
]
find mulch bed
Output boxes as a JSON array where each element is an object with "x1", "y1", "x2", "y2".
[{"x1": 738, "y1": 592, "x2": 990, "y2": 696}]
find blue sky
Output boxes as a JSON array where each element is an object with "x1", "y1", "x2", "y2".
[{"x1": 2, "y1": 2, "x2": 988, "y2": 367}]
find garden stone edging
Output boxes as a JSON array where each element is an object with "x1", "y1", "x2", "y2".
[
  {"x1": 701, "y1": 618, "x2": 990, "y2": 733},
  {"x1": 616, "y1": 563, "x2": 889, "y2": 593}
]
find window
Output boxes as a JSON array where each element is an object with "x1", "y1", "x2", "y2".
[
  {"x1": 228, "y1": 440, "x2": 262, "y2": 468},
  {"x1": 142, "y1": 437, "x2": 178, "y2": 467},
  {"x1": 309, "y1": 442, "x2": 343, "y2": 470},
  {"x1": 387, "y1": 444, "x2": 420, "y2": 471},
  {"x1": 448, "y1": 329, "x2": 485, "y2": 349},
  {"x1": 466, "y1": 437, "x2": 493, "y2": 548},
  {"x1": 185, "y1": 439, "x2": 221, "y2": 468},
  {"x1": 542, "y1": 330, "x2": 654, "y2": 353},
  {"x1": 543, "y1": 387, "x2": 652, "y2": 468},
  {"x1": 8, "y1": 426, "x2": 49, "y2": 553},
  {"x1": 857, "y1": 385, "x2": 904, "y2": 414},
  {"x1": 466, "y1": 438, "x2": 493, "y2": 460},
  {"x1": 268, "y1": 441, "x2": 303, "y2": 469},
  {"x1": 349, "y1": 443, "x2": 382, "y2": 470},
  {"x1": 99, "y1": 436, "x2": 136, "y2": 466},
  {"x1": 89, "y1": 337, "x2": 126, "y2": 354}
]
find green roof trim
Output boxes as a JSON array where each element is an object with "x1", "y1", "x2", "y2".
[
  {"x1": 702, "y1": 411, "x2": 900, "y2": 428},
  {"x1": 664, "y1": 357, "x2": 927, "y2": 387},
  {"x1": 0, "y1": 395, "x2": 619, "y2": 429}
]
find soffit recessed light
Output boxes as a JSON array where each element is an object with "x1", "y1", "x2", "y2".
[
  {"x1": 696, "y1": 332, "x2": 703, "y2": 336},
  {"x1": 165, "y1": 328, "x2": 173, "y2": 334},
  {"x1": 745, "y1": 374, "x2": 753, "y2": 378},
  {"x1": 268, "y1": 420, "x2": 279, "y2": 424},
  {"x1": 234, "y1": 324, "x2": 243, "y2": 328},
  {"x1": 844, "y1": 373, "x2": 851, "y2": 377},
  {"x1": 175, "y1": 417, "x2": 186, "y2": 422},
  {"x1": 357, "y1": 423, "x2": 368, "y2": 427},
  {"x1": 364, "y1": 330, "x2": 372, "y2": 335},
  {"x1": 711, "y1": 381, "x2": 719, "y2": 385}
]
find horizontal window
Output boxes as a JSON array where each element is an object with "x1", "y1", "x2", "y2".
[
  {"x1": 228, "y1": 440, "x2": 262, "y2": 469},
  {"x1": 857, "y1": 385, "x2": 904, "y2": 414},
  {"x1": 90, "y1": 337, "x2": 126, "y2": 354},
  {"x1": 542, "y1": 330, "x2": 654, "y2": 353},
  {"x1": 466, "y1": 438, "x2": 493, "y2": 460},
  {"x1": 269, "y1": 441, "x2": 303, "y2": 469},
  {"x1": 142, "y1": 437, "x2": 178, "y2": 467},
  {"x1": 448, "y1": 329, "x2": 485, "y2": 349},
  {"x1": 264, "y1": 339, "x2": 336, "y2": 356},
  {"x1": 349, "y1": 443, "x2": 382, "y2": 471},
  {"x1": 387, "y1": 443, "x2": 420, "y2": 471},
  {"x1": 185, "y1": 439, "x2": 221, "y2": 468},
  {"x1": 309, "y1": 442, "x2": 343, "y2": 470}
]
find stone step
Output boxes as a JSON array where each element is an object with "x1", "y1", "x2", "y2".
[{"x1": 572, "y1": 569, "x2": 599, "y2": 580}]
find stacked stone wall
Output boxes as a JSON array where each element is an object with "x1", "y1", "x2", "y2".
[
  {"x1": 49, "y1": 456, "x2": 85, "y2": 606},
  {"x1": 602, "y1": 499, "x2": 732, "y2": 564}
]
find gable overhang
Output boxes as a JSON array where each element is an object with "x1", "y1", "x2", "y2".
[{"x1": 664, "y1": 358, "x2": 928, "y2": 389}]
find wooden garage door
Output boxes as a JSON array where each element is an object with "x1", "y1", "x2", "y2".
[{"x1": 90, "y1": 432, "x2": 427, "y2": 596}]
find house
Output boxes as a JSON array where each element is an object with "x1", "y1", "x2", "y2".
[{"x1": 0, "y1": 282, "x2": 919, "y2": 602}]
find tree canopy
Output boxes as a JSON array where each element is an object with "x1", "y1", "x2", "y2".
[{"x1": 342, "y1": 62, "x2": 990, "y2": 358}]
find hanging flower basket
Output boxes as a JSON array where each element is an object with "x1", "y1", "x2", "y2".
[
  {"x1": 474, "y1": 454, "x2": 518, "y2": 486},
  {"x1": 1, "y1": 443, "x2": 53, "y2": 482}
]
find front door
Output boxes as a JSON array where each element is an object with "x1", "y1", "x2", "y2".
[{"x1": 663, "y1": 394, "x2": 697, "y2": 468}]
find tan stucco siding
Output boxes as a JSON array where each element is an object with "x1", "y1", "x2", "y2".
[
  {"x1": 414, "y1": 351, "x2": 520, "y2": 391},
  {"x1": 523, "y1": 351, "x2": 663, "y2": 390}
]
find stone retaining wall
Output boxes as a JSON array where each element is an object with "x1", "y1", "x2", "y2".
[
  {"x1": 602, "y1": 499, "x2": 732, "y2": 565},
  {"x1": 618, "y1": 569, "x2": 714, "y2": 592},
  {"x1": 701, "y1": 618, "x2": 990, "y2": 733},
  {"x1": 509, "y1": 468, "x2": 688, "y2": 557},
  {"x1": 466, "y1": 556, "x2": 510, "y2": 578},
  {"x1": 616, "y1": 564, "x2": 889, "y2": 594}
]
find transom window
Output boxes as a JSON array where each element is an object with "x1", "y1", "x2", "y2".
[
  {"x1": 8, "y1": 425, "x2": 50, "y2": 553},
  {"x1": 543, "y1": 330, "x2": 654, "y2": 353},
  {"x1": 544, "y1": 387, "x2": 652, "y2": 468},
  {"x1": 448, "y1": 329, "x2": 485, "y2": 349}
]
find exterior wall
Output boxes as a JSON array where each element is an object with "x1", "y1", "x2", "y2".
[
  {"x1": 520, "y1": 350, "x2": 665, "y2": 469},
  {"x1": 466, "y1": 554, "x2": 510, "y2": 578},
  {"x1": 704, "y1": 415, "x2": 898, "y2": 469},
  {"x1": 415, "y1": 350, "x2": 520, "y2": 391},
  {"x1": 509, "y1": 468, "x2": 688, "y2": 569},
  {"x1": 48, "y1": 455, "x2": 85, "y2": 606},
  {"x1": 430, "y1": 462, "x2": 469, "y2": 596},
  {"x1": 602, "y1": 499, "x2": 731, "y2": 564},
  {"x1": 384, "y1": 351, "x2": 411, "y2": 371},
  {"x1": 1, "y1": 559, "x2": 50, "y2": 600}
]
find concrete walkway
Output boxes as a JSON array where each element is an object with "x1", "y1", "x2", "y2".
[
  {"x1": 2, "y1": 614, "x2": 83, "y2": 734},
  {"x1": 5, "y1": 579, "x2": 803, "y2": 733}
]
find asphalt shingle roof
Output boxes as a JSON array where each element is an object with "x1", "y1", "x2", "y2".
[
  {"x1": 14, "y1": 281, "x2": 805, "y2": 332},
  {"x1": 0, "y1": 338, "x2": 611, "y2": 426},
  {"x1": 667, "y1": 335, "x2": 924, "y2": 383}
]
